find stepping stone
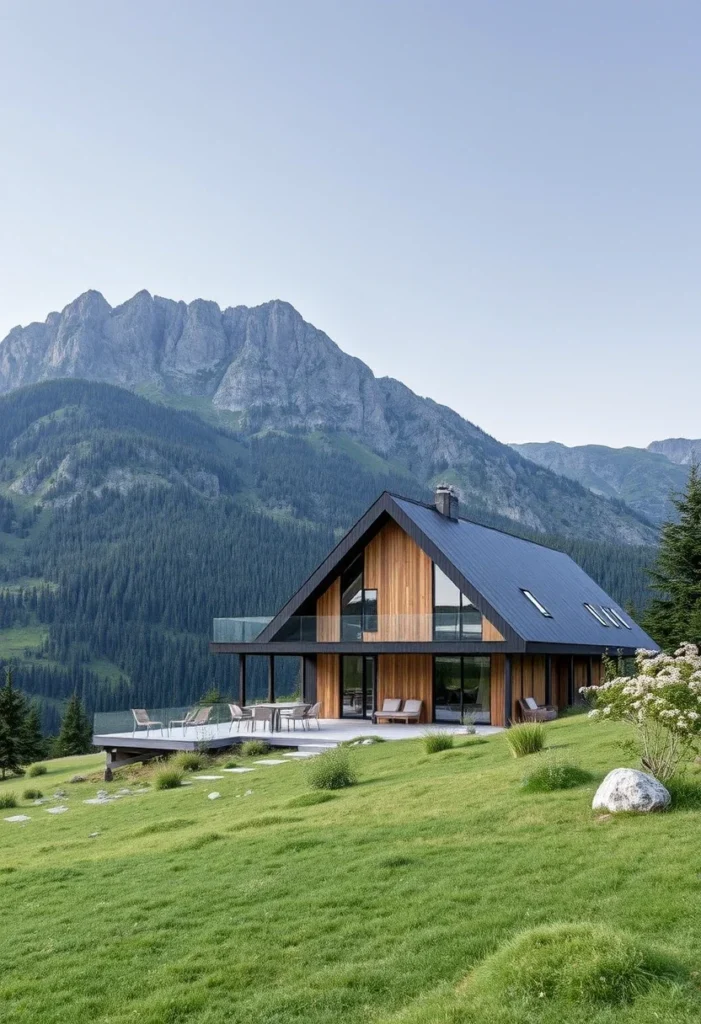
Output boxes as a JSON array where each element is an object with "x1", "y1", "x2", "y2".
[
  {"x1": 208, "y1": 792, "x2": 221, "y2": 800},
  {"x1": 283, "y1": 751, "x2": 321, "y2": 758},
  {"x1": 253, "y1": 759, "x2": 289, "y2": 766},
  {"x1": 222, "y1": 767, "x2": 255, "y2": 773},
  {"x1": 46, "y1": 806, "x2": 68, "y2": 814},
  {"x1": 192, "y1": 775, "x2": 224, "y2": 781},
  {"x1": 84, "y1": 798, "x2": 111, "y2": 805},
  {"x1": 4, "y1": 815, "x2": 30, "y2": 823}
]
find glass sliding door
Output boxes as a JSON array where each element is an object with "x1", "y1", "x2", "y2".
[
  {"x1": 341, "y1": 655, "x2": 375, "y2": 718},
  {"x1": 434, "y1": 656, "x2": 491, "y2": 723}
]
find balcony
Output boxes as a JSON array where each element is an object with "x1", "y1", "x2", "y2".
[{"x1": 213, "y1": 613, "x2": 485, "y2": 644}]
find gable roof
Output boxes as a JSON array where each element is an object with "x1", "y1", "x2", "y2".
[{"x1": 258, "y1": 491, "x2": 658, "y2": 653}]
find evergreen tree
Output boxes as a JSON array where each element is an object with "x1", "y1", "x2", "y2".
[
  {"x1": 644, "y1": 464, "x2": 701, "y2": 649},
  {"x1": 0, "y1": 667, "x2": 27, "y2": 778},
  {"x1": 21, "y1": 701, "x2": 46, "y2": 764},
  {"x1": 54, "y1": 692, "x2": 92, "y2": 757}
]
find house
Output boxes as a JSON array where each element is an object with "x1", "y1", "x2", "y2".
[{"x1": 211, "y1": 486, "x2": 658, "y2": 727}]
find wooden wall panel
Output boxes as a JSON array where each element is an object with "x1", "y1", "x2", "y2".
[
  {"x1": 377, "y1": 654, "x2": 432, "y2": 723},
  {"x1": 316, "y1": 578, "x2": 340, "y2": 641},
  {"x1": 316, "y1": 654, "x2": 339, "y2": 718},
  {"x1": 491, "y1": 654, "x2": 505, "y2": 727},
  {"x1": 510, "y1": 655, "x2": 547, "y2": 722},
  {"x1": 482, "y1": 617, "x2": 504, "y2": 642},
  {"x1": 364, "y1": 522, "x2": 432, "y2": 641}
]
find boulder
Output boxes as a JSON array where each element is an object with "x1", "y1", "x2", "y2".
[
  {"x1": 70, "y1": 774, "x2": 87, "y2": 783},
  {"x1": 592, "y1": 768, "x2": 670, "y2": 813}
]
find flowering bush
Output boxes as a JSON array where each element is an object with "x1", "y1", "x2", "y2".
[{"x1": 582, "y1": 644, "x2": 701, "y2": 781}]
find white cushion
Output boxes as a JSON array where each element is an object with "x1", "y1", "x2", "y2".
[{"x1": 524, "y1": 697, "x2": 538, "y2": 710}]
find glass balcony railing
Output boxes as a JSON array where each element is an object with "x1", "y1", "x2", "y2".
[{"x1": 213, "y1": 614, "x2": 490, "y2": 643}]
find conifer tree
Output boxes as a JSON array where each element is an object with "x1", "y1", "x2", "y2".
[
  {"x1": 644, "y1": 464, "x2": 701, "y2": 649},
  {"x1": 21, "y1": 701, "x2": 46, "y2": 764},
  {"x1": 0, "y1": 667, "x2": 27, "y2": 778},
  {"x1": 54, "y1": 692, "x2": 92, "y2": 757}
]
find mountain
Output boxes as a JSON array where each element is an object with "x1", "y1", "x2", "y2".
[
  {"x1": 0, "y1": 290, "x2": 656, "y2": 545},
  {"x1": 0, "y1": 379, "x2": 655, "y2": 732},
  {"x1": 511, "y1": 440, "x2": 697, "y2": 525},
  {"x1": 647, "y1": 438, "x2": 701, "y2": 466}
]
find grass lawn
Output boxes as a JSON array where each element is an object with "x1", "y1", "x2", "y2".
[{"x1": 1, "y1": 718, "x2": 701, "y2": 1023}]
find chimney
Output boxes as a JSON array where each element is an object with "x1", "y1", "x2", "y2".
[{"x1": 434, "y1": 483, "x2": 458, "y2": 520}]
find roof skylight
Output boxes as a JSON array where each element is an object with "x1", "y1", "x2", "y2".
[
  {"x1": 521, "y1": 589, "x2": 552, "y2": 617},
  {"x1": 584, "y1": 603, "x2": 609, "y2": 626},
  {"x1": 600, "y1": 607, "x2": 623, "y2": 628},
  {"x1": 605, "y1": 607, "x2": 632, "y2": 629}
]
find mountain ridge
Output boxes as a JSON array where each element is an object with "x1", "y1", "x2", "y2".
[{"x1": 0, "y1": 289, "x2": 656, "y2": 545}]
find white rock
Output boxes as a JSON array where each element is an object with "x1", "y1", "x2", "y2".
[
  {"x1": 253, "y1": 759, "x2": 288, "y2": 765},
  {"x1": 222, "y1": 767, "x2": 255, "y2": 773},
  {"x1": 592, "y1": 768, "x2": 670, "y2": 813},
  {"x1": 244, "y1": 789, "x2": 253, "y2": 797},
  {"x1": 46, "y1": 806, "x2": 69, "y2": 814},
  {"x1": 193, "y1": 775, "x2": 224, "y2": 780},
  {"x1": 362, "y1": 739, "x2": 374, "y2": 745},
  {"x1": 207, "y1": 792, "x2": 221, "y2": 800},
  {"x1": 4, "y1": 815, "x2": 30, "y2": 823}
]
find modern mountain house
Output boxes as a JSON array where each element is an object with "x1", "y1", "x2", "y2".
[{"x1": 211, "y1": 487, "x2": 658, "y2": 727}]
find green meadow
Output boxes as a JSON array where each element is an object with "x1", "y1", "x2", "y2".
[{"x1": 1, "y1": 717, "x2": 700, "y2": 1024}]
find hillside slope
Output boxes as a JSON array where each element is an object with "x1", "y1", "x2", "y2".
[
  {"x1": 1, "y1": 719, "x2": 701, "y2": 1024},
  {"x1": 511, "y1": 440, "x2": 688, "y2": 524},
  {"x1": 0, "y1": 290, "x2": 657, "y2": 544}
]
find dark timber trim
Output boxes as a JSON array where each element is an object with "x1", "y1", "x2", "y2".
[
  {"x1": 504, "y1": 654, "x2": 513, "y2": 726},
  {"x1": 267, "y1": 655, "x2": 275, "y2": 702},
  {"x1": 212, "y1": 640, "x2": 520, "y2": 656},
  {"x1": 238, "y1": 654, "x2": 246, "y2": 707},
  {"x1": 545, "y1": 654, "x2": 552, "y2": 706}
]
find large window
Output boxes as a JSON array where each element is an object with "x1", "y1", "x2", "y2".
[
  {"x1": 341, "y1": 655, "x2": 376, "y2": 718},
  {"x1": 434, "y1": 655, "x2": 491, "y2": 723},
  {"x1": 341, "y1": 556, "x2": 364, "y2": 640},
  {"x1": 433, "y1": 565, "x2": 482, "y2": 640}
]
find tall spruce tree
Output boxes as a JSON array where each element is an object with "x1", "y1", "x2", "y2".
[
  {"x1": 644, "y1": 464, "x2": 701, "y2": 649},
  {"x1": 54, "y1": 692, "x2": 92, "y2": 757},
  {"x1": 21, "y1": 701, "x2": 46, "y2": 764},
  {"x1": 0, "y1": 667, "x2": 27, "y2": 778}
]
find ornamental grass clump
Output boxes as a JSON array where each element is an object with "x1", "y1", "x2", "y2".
[
  {"x1": 240, "y1": 740, "x2": 269, "y2": 758},
  {"x1": 0, "y1": 793, "x2": 18, "y2": 809},
  {"x1": 27, "y1": 764, "x2": 47, "y2": 778},
  {"x1": 171, "y1": 751, "x2": 208, "y2": 773},
  {"x1": 306, "y1": 748, "x2": 357, "y2": 790},
  {"x1": 423, "y1": 731, "x2": 454, "y2": 754},
  {"x1": 22, "y1": 788, "x2": 43, "y2": 801},
  {"x1": 521, "y1": 757, "x2": 593, "y2": 793},
  {"x1": 506, "y1": 723, "x2": 545, "y2": 758},
  {"x1": 153, "y1": 768, "x2": 183, "y2": 790},
  {"x1": 583, "y1": 644, "x2": 701, "y2": 782}
]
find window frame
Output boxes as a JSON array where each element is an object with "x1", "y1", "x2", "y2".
[
  {"x1": 520, "y1": 589, "x2": 552, "y2": 618},
  {"x1": 584, "y1": 603, "x2": 609, "y2": 626}
]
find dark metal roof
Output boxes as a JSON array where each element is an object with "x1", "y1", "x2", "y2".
[{"x1": 393, "y1": 495, "x2": 659, "y2": 651}]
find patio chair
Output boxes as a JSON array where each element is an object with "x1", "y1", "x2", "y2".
[
  {"x1": 228, "y1": 703, "x2": 253, "y2": 733},
  {"x1": 371, "y1": 698, "x2": 402, "y2": 723},
  {"x1": 518, "y1": 697, "x2": 558, "y2": 723},
  {"x1": 168, "y1": 707, "x2": 200, "y2": 731},
  {"x1": 303, "y1": 701, "x2": 322, "y2": 730},
  {"x1": 279, "y1": 704, "x2": 309, "y2": 731},
  {"x1": 132, "y1": 709, "x2": 164, "y2": 736},
  {"x1": 385, "y1": 699, "x2": 423, "y2": 724},
  {"x1": 173, "y1": 705, "x2": 213, "y2": 733},
  {"x1": 251, "y1": 705, "x2": 276, "y2": 732}
]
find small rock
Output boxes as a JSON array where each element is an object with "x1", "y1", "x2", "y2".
[
  {"x1": 96, "y1": 790, "x2": 109, "y2": 800},
  {"x1": 4, "y1": 815, "x2": 31, "y2": 823},
  {"x1": 88, "y1": 832, "x2": 100, "y2": 838},
  {"x1": 362, "y1": 739, "x2": 373, "y2": 745},
  {"x1": 116, "y1": 788, "x2": 132, "y2": 796},
  {"x1": 208, "y1": 791, "x2": 221, "y2": 800},
  {"x1": 244, "y1": 789, "x2": 253, "y2": 797},
  {"x1": 592, "y1": 768, "x2": 670, "y2": 813},
  {"x1": 46, "y1": 806, "x2": 68, "y2": 815},
  {"x1": 53, "y1": 790, "x2": 67, "y2": 799},
  {"x1": 70, "y1": 774, "x2": 87, "y2": 784}
]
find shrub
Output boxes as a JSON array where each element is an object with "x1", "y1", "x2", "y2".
[
  {"x1": 222, "y1": 759, "x2": 239, "y2": 769},
  {"x1": 506, "y1": 723, "x2": 545, "y2": 758},
  {"x1": 22, "y1": 788, "x2": 43, "y2": 801},
  {"x1": 172, "y1": 751, "x2": 208, "y2": 773},
  {"x1": 306, "y1": 748, "x2": 357, "y2": 790},
  {"x1": 583, "y1": 644, "x2": 701, "y2": 781},
  {"x1": 240, "y1": 740, "x2": 269, "y2": 758},
  {"x1": 423, "y1": 731, "x2": 455, "y2": 754},
  {"x1": 521, "y1": 758, "x2": 593, "y2": 793},
  {"x1": 27, "y1": 764, "x2": 47, "y2": 778},
  {"x1": 666, "y1": 774, "x2": 701, "y2": 810},
  {"x1": 0, "y1": 793, "x2": 18, "y2": 809},
  {"x1": 153, "y1": 768, "x2": 183, "y2": 790}
]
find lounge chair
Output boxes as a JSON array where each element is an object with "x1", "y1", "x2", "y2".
[
  {"x1": 132, "y1": 709, "x2": 164, "y2": 736},
  {"x1": 384, "y1": 699, "x2": 423, "y2": 724},
  {"x1": 177, "y1": 705, "x2": 213, "y2": 733},
  {"x1": 228, "y1": 703, "x2": 253, "y2": 733},
  {"x1": 280, "y1": 704, "x2": 309, "y2": 731},
  {"x1": 372, "y1": 698, "x2": 403, "y2": 723},
  {"x1": 518, "y1": 697, "x2": 557, "y2": 723},
  {"x1": 303, "y1": 702, "x2": 322, "y2": 730}
]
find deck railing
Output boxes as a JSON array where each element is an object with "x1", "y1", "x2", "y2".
[{"x1": 213, "y1": 614, "x2": 485, "y2": 643}]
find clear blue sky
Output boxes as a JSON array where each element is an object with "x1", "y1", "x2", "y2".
[{"x1": 1, "y1": 1, "x2": 699, "y2": 448}]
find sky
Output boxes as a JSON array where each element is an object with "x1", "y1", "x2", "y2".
[{"x1": 0, "y1": 1, "x2": 699, "y2": 448}]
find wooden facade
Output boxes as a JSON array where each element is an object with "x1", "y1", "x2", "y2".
[
  {"x1": 316, "y1": 578, "x2": 340, "y2": 641},
  {"x1": 363, "y1": 522, "x2": 432, "y2": 641},
  {"x1": 316, "y1": 653, "x2": 340, "y2": 718},
  {"x1": 376, "y1": 654, "x2": 433, "y2": 723}
]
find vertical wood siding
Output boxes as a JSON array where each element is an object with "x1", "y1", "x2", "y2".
[
  {"x1": 482, "y1": 618, "x2": 504, "y2": 642},
  {"x1": 364, "y1": 522, "x2": 432, "y2": 641},
  {"x1": 316, "y1": 654, "x2": 340, "y2": 718},
  {"x1": 490, "y1": 654, "x2": 506, "y2": 727},
  {"x1": 316, "y1": 578, "x2": 340, "y2": 641},
  {"x1": 377, "y1": 654, "x2": 432, "y2": 722}
]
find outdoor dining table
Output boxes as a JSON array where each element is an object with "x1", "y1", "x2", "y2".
[{"x1": 248, "y1": 702, "x2": 306, "y2": 733}]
